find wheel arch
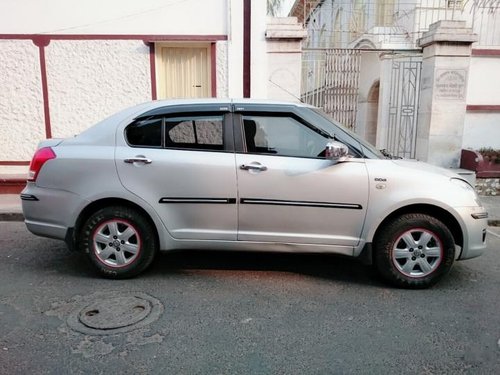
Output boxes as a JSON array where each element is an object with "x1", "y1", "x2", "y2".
[
  {"x1": 372, "y1": 204, "x2": 464, "y2": 249},
  {"x1": 70, "y1": 197, "x2": 161, "y2": 252}
]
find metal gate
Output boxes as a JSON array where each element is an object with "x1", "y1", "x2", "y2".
[
  {"x1": 323, "y1": 49, "x2": 361, "y2": 130},
  {"x1": 386, "y1": 56, "x2": 422, "y2": 159},
  {"x1": 302, "y1": 49, "x2": 361, "y2": 130},
  {"x1": 301, "y1": 49, "x2": 422, "y2": 157}
]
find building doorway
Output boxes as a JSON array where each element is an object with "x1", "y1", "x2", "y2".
[{"x1": 156, "y1": 44, "x2": 212, "y2": 99}]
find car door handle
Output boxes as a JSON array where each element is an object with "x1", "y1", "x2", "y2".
[
  {"x1": 240, "y1": 163, "x2": 267, "y2": 171},
  {"x1": 124, "y1": 157, "x2": 152, "y2": 164}
]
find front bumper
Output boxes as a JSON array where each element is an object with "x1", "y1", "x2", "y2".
[{"x1": 455, "y1": 205, "x2": 488, "y2": 260}]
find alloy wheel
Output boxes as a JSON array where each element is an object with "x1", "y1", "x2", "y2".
[
  {"x1": 392, "y1": 228, "x2": 443, "y2": 278},
  {"x1": 92, "y1": 219, "x2": 141, "y2": 268}
]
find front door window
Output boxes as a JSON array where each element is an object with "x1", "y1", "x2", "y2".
[{"x1": 242, "y1": 115, "x2": 328, "y2": 158}]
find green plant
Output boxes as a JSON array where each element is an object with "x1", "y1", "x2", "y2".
[{"x1": 478, "y1": 147, "x2": 500, "y2": 164}]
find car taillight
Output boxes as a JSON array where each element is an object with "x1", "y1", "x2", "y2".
[{"x1": 28, "y1": 147, "x2": 56, "y2": 182}]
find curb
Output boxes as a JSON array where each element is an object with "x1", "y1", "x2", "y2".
[{"x1": 0, "y1": 213, "x2": 24, "y2": 222}]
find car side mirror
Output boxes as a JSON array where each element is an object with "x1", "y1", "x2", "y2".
[{"x1": 325, "y1": 141, "x2": 349, "y2": 162}]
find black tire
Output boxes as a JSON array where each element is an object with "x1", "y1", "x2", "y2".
[
  {"x1": 80, "y1": 206, "x2": 157, "y2": 279},
  {"x1": 374, "y1": 213, "x2": 455, "y2": 289}
]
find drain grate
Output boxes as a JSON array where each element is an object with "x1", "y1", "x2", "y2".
[{"x1": 67, "y1": 292, "x2": 163, "y2": 335}]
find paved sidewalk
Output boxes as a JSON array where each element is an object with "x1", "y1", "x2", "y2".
[
  {"x1": 1, "y1": 193, "x2": 498, "y2": 226},
  {"x1": 0, "y1": 194, "x2": 23, "y2": 221}
]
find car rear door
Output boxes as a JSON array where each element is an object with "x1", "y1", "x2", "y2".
[
  {"x1": 116, "y1": 104, "x2": 238, "y2": 240},
  {"x1": 233, "y1": 104, "x2": 369, "y2": 247}
]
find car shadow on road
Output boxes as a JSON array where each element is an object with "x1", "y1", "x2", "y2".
[
  {"x1": 146, "y1": 250, "x2": 386, "y2": 288},
  {"x1": 28, "y1": 244, "x2": 475, "y2": 290}
]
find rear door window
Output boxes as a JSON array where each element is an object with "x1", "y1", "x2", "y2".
[
  {"x1": 166, "y1": 115, "x2": 223, "y2": 150},
  {"x1": 125, "y1": 118, "x2": 163, "y2": 147},
  {"x1": 125, "y1": 114, "x2": 225, "y2": 151}
]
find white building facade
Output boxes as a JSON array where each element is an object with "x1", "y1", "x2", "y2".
[{"x1": 1, "y1": 0, "x2": 308, "y2": 172}]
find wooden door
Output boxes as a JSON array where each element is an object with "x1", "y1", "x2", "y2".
[{"x1": 158, "y1": 46, "x2": 211, "y2": 99}]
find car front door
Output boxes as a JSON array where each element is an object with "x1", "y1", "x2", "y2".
[
  {"x1": 234, "y1": 106, "x2": 369, "y2": 247},
  {"x1": 116, "y1": 104, "x2": 238, "y2": 240}
]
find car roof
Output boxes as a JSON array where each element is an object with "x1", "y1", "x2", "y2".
[
  {"x1": 139, "y1": 98, "x2": 313, "y2": 110},
  {"x1": 135, "y1": 98, "x2": 314, "y2": 118},
  {"x1": 65, "y1": 99, "x2": 315, "y2": 145}
]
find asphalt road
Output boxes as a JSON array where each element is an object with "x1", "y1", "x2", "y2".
[{"x1": 1, "y1": 222, "x2": 499, "y2": 374}]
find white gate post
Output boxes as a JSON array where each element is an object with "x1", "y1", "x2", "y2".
[
  {"x1": 375, "y1": 53, "x2": 394, "y2": 150},
  {"x1": 265, "y1": 17, "x2": 307, "y2": 101},
  {"x1": 415, "y1": 20, "x2": 477, "y2": 167}
]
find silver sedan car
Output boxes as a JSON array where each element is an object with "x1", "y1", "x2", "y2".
[{"x1": 21, "y1": 99, "x2": 488, "y2": 288}]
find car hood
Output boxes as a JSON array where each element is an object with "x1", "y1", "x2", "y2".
[{"x1": 391, "y1": 159, "x2": 461, "y2": 179}]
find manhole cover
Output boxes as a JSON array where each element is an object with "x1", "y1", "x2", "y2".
[
  {"x1": 79, "y1": 296, "x2": 152, "y2": 330},
  {"x1": 67, "y1": 292, "x2": 163, "y2": 335}
]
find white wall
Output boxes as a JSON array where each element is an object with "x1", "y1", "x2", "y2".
[
  {"x1": 0, "y1": 0, "x2": 277, "y2": 165},
  {"x1": 462, "y1": 55, "x2": 500, "y2": 149},
  {"x1": 463, "y1": 112, "x2": 500, "y2": 149},
  {"x1": 466, "y1": 56, "x2": 500, "y2": 105},
  {"x1": 251, "y1": 0, "x2": 269, "y2": 98},
  {"x1": 46, "y1": 40, "x2": 151, "y2": 138},
  {"x1": 0, "y1": 0, "x2": 227, "y2": 35},
  {"x1": 0, "y1": 40, "x2": 45, "y2": 161},
  {"x1": 216, "y1": 41, "x2": 229, "y2": 98}
]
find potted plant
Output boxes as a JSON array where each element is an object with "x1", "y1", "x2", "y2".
[{"x1": 461, "y1": 148, "x2": 500, "y2": 178}]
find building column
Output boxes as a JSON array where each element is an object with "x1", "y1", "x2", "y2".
[
  {"x1": 265, "y1": 17, "x2": 306, "y2": 101},
  {"x1": 375, "y1": 53, "x2": 394, "y2": 150},
  {"x1": 416, "y1": 20, "x2": 477, "y2": 167}
]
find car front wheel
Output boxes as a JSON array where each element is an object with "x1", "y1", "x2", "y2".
[
  {"x1": 80, "y1": 206, "x2": 157, "y2": 279},
  {"x1": 374, "y1": 213, "x2": 455, "y2": 289}
]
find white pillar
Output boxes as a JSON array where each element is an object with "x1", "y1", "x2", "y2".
[
  {"x1": 416, "y1": 20, "x2": 477, "y2": 167},
  {"x1": 265, "y1": 17, "x2": 306, "y2": 101},
  {"x1": 227, "y1": 0, "x2": 244, "y2": 98},
  {"x1": 375, "y1": 53, "x2": 393, "y2": 150}
]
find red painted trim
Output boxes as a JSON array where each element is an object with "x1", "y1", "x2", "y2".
[
  {"x1": 466, "y1": 105, "x2": 500, "y2": 112},
  {"x1": 148, "y1": 43, "x2": 157, "y2": 100},
  {"x1": 211, "y1": 43, "x2": 217, "y2": 98},
  {"x1": 0, "y1": 161, "x2": 30, "y2": 166},
  {"x1": 0, "y1": 185, "x2": 26, "y2": 194},
  {"x1": 472, "y1": 49, "x2": 500, "y2": 56},
  {"x1": 243, "y1": 0, "x2": 251, "y2": 98},
  {"x1": 0, "y1": 178, "x2": 26, "y2": 183},
  {"x1": 32, "y1": 36, "x2": 50, "y2": 47},
  {"x1": 0, "y1": 34, "x2": 227, "y2": 42},
  {"x1": 38, "y1": 45, "x2": 52, "y2": 139}
]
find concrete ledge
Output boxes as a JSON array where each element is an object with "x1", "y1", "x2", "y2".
[
  {"x1": 266, "y1": 16, "x2": 307, "y2": 40},
  {"x1": 0, "y1": 174, "x2": 27, "y2": 194},
  {"x1": 0, "y1": 212, "x2": 24, "y2": 221},
  {"x1": 418, "y1": 20, "x2": 477, "y2": 48}
]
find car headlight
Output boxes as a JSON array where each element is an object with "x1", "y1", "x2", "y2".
[{"x1": 450, "y1": 178, "x2": 481, "y2": 206}]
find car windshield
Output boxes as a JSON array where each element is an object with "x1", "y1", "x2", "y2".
[{"x1": 308, "y1": 107, "x2": 385, "y2": 159}]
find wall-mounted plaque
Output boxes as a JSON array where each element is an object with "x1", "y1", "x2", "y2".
[{"x1": 435, "y1": 69, "x2": 467, "y2": 100}]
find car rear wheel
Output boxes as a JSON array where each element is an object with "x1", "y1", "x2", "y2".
[
  {"x1": 80, "y1": 206, "x2": 157, "y2": 279},
  {"x1": 374, "y1": 213, "x2": 455, "y2": 289}
]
